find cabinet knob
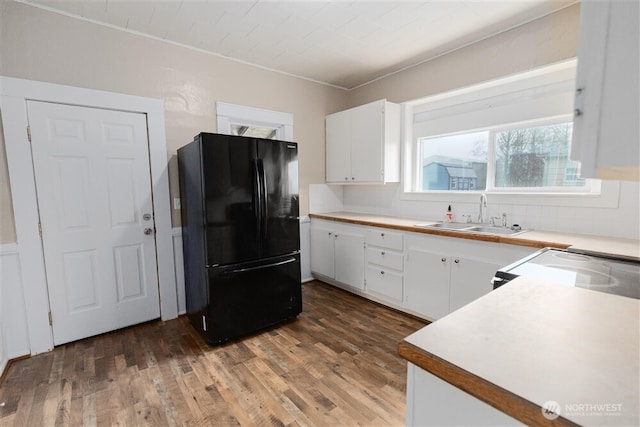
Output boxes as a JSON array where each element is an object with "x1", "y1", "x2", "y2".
[
  {"x1": 381, "y1": 233, "x2": 385, "y2": 237},
  {"x1": 441, "y1": 257, "x2": 447, "y2": 263},
  {"x1": 381, "y1": 251, "x2": 385, "y2": 256},
  {"x1": 351, "y1": 177, "x2": 355, "y2": 180},
  {"x1": 328, "y1": 232, "x2": 332, "y2": 236},
  {"x1": 344, "y1": 177, "x2": 349, "y2": 181},
  {"x1": 454, "y1": 259, "x2": 460, "y2": 264},
  {"x1": 380, "y1": 271, "x2": 384, "y2": 275}
]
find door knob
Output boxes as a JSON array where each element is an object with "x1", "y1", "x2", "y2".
[
  {"x1": 144, "y1": 228, "x2": 154, "y2": 235},
  {"x1": 143, "y1": 213, "x2": 152, "y2": 221}
]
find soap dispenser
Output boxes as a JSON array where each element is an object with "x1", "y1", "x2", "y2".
[{"x1": 445, "y1": 205, "x2": 453, "y2": 223}]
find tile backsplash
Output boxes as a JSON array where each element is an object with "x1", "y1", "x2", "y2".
[{"x1": 309, "y1": 181, "x2": 640, "y2": 240}]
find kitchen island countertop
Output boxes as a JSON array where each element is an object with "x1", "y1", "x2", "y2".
[
  {"x1": 309, "y1": 211, "x2": 640, "y2": 261},
  {"x1": 398, "y1": 276, "x2": 640, "y2": 426}
]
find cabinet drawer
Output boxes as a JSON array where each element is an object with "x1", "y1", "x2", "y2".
[
  {"x1": 366, "y1": 266, "x2": 403, "y2": 302},
  {"x1": 366, "y1": 229, "x2": 403, "y2": 250},
  {"x1": 366, "y1": 247, "x2": 403, "y2": 271}
]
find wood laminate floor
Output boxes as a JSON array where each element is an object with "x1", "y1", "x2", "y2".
[{"x1": 0, "y1": 281, "x2": 427, "y2": 426}]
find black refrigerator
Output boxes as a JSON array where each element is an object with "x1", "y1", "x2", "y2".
[{"x1": 178, "y1": 132, "x2": 302, "y2": 345}]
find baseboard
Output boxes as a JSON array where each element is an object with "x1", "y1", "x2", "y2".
[{"x1": 0, "y1": 354, "x2": 30, "y2": 385}]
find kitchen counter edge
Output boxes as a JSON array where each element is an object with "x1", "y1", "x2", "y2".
[
  {"x1": 309, "y1": 212, "x2": 640, "y2": 261},
  {"x1": 397, "y1": 277, "x2": 639, "y2": 426}
]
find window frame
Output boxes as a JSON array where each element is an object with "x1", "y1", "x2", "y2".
[
  {"x1": 401, "y1": 60, "x2": 619, "y2": 208},
  {"x1": 216, "y1": 101, "x2": 293, "y2": 141}
]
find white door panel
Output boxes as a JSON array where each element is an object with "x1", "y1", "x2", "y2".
[{"x1": 27, "y1": 101, "x2": 160, "y2": 345}]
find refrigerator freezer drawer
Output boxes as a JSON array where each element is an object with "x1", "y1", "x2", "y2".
[{"x1": 191, "y1": 253, "x2": 302, "y2": 345}]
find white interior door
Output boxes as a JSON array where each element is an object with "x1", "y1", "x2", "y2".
[{"x1": 27, "y1": 100, "x2": 160, "y2": 345}]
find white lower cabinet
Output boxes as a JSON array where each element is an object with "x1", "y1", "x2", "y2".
[
  {"x1": 334, "y1": 231, "x2": 365, "y2": 290},
  {"x1": 406, "y1": 363, "x2": 522, "y2": 426},
  {"x1": 449, "y1": 256, "x2": 503, "y2": 313},
  {"x1": 404, "y1": 233, "x2": 533, "y2": 320},
  {"x1": 311, "y1": 218, "x2": 535, "y2": 320},
  {"x1": 365, "y1": 228, "x2": 404, "y2": 303},
  {"x1": 310, "y1": 223, "x2": 336, "y2": 278},
  {"x1": 310, "y1": 220, "x2": 365, "y2": 291},
  {"x1": 404, "y1": 247, "x2": 450, "y2": 319}
]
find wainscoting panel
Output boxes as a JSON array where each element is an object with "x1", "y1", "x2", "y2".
[
  {"x1": 0, "y1": 243, "x2": 30, "y2": 377},
  {"x1": 171, "y1": 229, "x2": 186, "y2": 315}
]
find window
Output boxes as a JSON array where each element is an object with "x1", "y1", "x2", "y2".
[
  {"x1": 229, "y1": 124, "x2": 278, "y2": 139},
  {"x1": 420, "y1": 131, "x2": 488, "y2": 191},
  {"x1": 406, "y1": 59, "x2": 602, "y2": 198},
  {"x1": 216, "y1": 102, "x2": 293, "y2": 141},
  {"x1": 418, "y1": 120, "x2": 587, "y2": 192}
]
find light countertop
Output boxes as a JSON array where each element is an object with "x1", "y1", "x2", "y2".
[
  {"x1": 309, "y1": 211, "x2": 640, "y2": 261},
  {"x1": 398, "y1": 277, "x2": 640, "y2": 426}
]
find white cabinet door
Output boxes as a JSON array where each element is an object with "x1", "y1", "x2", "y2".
[
  {"x1": 351, "y1": 100, "x2": 384, "y2": 182},
  {"x1": 404, "y1": 247, "x2": 450, "y2": 320},
  {"x1": 406, "y1": 363, "x2": 522, "y2": 426},
  {"x1": 310, "y1": 225, "x2": 335, "y2": 279},
  {"x1": 326, "y1": 111, "x2": 352, "y2": 183},
  {"x1": 572, "y1": 0, "x2": 639, "y2": 179},
  {"x1": 334, "y1": 231, "x2": 365, "y2": 290},
  {"x1": 325, "y1": 99, "x2": 400, "y2": 184},
  {"x1": 366, "y1": 266, "x2": 403, "y2": 302},
  {"x1": 449, "y1": 257, "x2": 501, "y2": 313}
]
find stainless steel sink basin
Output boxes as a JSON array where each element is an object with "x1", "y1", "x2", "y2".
[
  {"x1": 465, "y1": 226, "x2": 526, "y2": 236},
  {"x1": 414, "y1": 222, "x2": 528, "y2": 236},
  {"x1": 415, "y1": 222, "x2": 472, "y2": 230}
]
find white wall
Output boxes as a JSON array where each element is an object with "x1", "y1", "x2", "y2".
[
  {"x1": 335, "y1": 181, "x2": 640, "y2": 240},
  {"x1": 0, "y1": 0, "x2": 350, "y2": 244}
]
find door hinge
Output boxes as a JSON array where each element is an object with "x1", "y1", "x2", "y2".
[
  {"x1": 38, "y1": 222, "x2": 42, "y2": 236},
  {"x1": 27, "y1": 126, "x2": 32, "y2": 142},
  {"x1": 48, "y1": 311, "x2": 53, "y2": 325}
]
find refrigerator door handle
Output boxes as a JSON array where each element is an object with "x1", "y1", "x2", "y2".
[
  {"x1": 258, "y1": 159, "x2": 268, "y2": 240},
  {"x1": 252, "y1": 159, "x2": 262, "y2": 239},
  {"x1": 222, "y1": 257, "x2": 297, "y2": 275}
]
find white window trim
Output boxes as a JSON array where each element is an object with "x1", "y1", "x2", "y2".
[
  {"x1": 216, "y1": 101, "x2": 293, "y2": 142},
  {"x1": 0, "y1": 76, "x2": 177, "y2": 354},
  {"x1": 400, "y1": 60, "x2": 621, "y2": 208}
]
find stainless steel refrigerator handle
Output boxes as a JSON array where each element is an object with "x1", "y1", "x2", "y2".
[
  {"x1": 258, "y1": 159, "x2": 268, "y2": 240},
  {"x1": 252, "y1": 160, "x2": 262, "y2": 239},
  {"x1": 222, "y1": 257, "x2": 297, "y2": 275}
]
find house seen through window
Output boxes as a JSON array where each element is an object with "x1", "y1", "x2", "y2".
[{"x1": 419, "y1": 121, "x2": 586, "y2": 192}]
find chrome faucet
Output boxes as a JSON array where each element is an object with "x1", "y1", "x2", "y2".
[{"x1": 478, "y1": 192, "x2": 488, "y2": 223}]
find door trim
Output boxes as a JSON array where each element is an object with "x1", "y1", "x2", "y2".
[{"x1": 0, "y1": 76, "x2": 177, "y2": 354}]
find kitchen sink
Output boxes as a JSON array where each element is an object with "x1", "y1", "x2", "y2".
[
  {"x1": 414, "y1": 222, "x2": 528, "y2": 236},
  {"x1": 414, "y1": 222, "x2": 472, "y2": 230},
  {"x1": 465, "y1": 226, "x2": 526, "y2": 236}
]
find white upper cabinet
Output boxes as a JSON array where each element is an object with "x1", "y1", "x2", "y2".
[
  {"x1": 571, "y1": 0, "x2": 640, "y2": 180},
  {"x1": 325, "y1": 99, "x2": 401, "y2": 184}
]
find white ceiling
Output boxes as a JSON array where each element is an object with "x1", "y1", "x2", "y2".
[{"x1": 19, "y1": 0, "x2": 577, "y2": 89}]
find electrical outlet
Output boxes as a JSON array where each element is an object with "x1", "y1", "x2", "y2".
[{"x1": 173, "y1": 197, "x2": 181, "y2": 210}]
